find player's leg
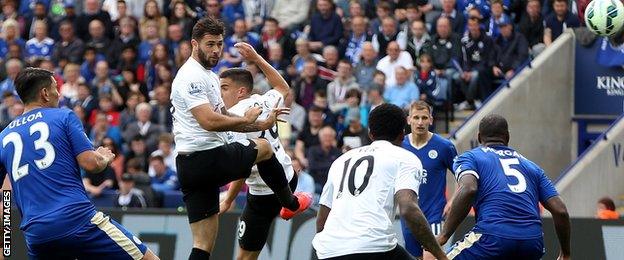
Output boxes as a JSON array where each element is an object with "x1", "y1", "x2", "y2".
[
  {"x1": 249, "y1": 138, "x2": 311, "y2": 218},
  {"x1": 236, "y1": 176, "x2": 298, "y2": 260},
  {"x1": 511, "y1": 238, "x2": 544, "y2": 260},
  {"x1": 68, "y1": 212, "x2": 152, "y2": 259},
  {"x1": 446, "y1": 231, "x2": 504, "y2": 260},
  {"x1": 176, "y1": 148, "x2": 224, "y2": 259},
  {"x1": 399, "y1": 218, "x2": 424, "y2": 258}
]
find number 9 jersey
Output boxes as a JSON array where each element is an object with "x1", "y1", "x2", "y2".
[
  {"x1": 312, "y1": 140, "x2": 424, "y2": 259},
  {"x1": 0, "y1": 108, "x2": 96, "y2": 245},
  {"x1": 452, "y1": 145, "x2": 559, "y2": 240}
]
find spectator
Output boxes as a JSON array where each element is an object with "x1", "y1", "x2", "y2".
[
  {"x1": 518, "y1": 0, "x2": 546, "y2": 56},
  {"x1": 596, "y1": 197, "x2": 620, "y2": 220},
  {"x1": 261, "y1": 17, "x2": 294, "y2": 59},
  {"x1": 116, "y1": 47, "x2": 141, "y2": 81},
  {"x1": 318, "y1": 45, "x2": 339, "y2": 81},
  {"x1": 0, "y1": 58, "x2": 21, "y2": 97},
  {"x1": 114, "y1": 173, "x2": 148, "y2": 208},
  {"x1": 372, "y1": 17, "x2": 407, "y2": 55},
  {"x1": 92, "y1": 61, "x2": 123, "y2": 107},
  {"x1": 126, "y1": 157, "x2": 156, "y2": 207},
  {"x1": 72, "y1": 105, "x2": 91, "y2": 133},
  {"x1": 166, "y1": 24, "x2": 184, "y2": 57},
  {"x1": 86, "y1": 19, "x2": 111, "y2": 57},
  {"x1": 327, "y1": 60, "x2": 359, "y2": 112},
  {"x1": 70, "y1": 83, "x2": 98, "y2": 118},
  {"x1": 338, "y1": 108, "x2": 371, "y2": 150},
  {"x1": 369, "y1": 1, "x2": 393, "y2": 35},
  {"x1": 486, "y1": 0, "x2": 505, "y2": 38},
  {"x1": 139, "y1": 0, "x2": 168, "y2": 39},
  {"x1": 222, "y1": 19, "x2": 261, "y2": 68},
  {"x1": 353, "y1": 42, "x2": 378, "y2": 91},
  {"x1": 80, "y1": 47, "x2": 103, "y2": 83},
  {"x1": 295, "y1": 105, "x2": 325, "y2": 168},
  {"x1": 432, "y1": 0, "x2": 465, "y2": 35},
  {"x1": 116, "y1": 65, "x2": 148, "y2": 101},
  {"x1": 282, "y1": 88, "x2": 306, "y2": 143},
  {"x1": 149, "y1": 133, "x2": 177, "y2": 174},
  {"x1": 23, "y1": 1, "x2": 52, "y2": 40},
  {"x1": 416, "y1": 53, "x2": 445, "y2": 106},
  {"x1": 89, "y1": 94, "x2": 121, "y2": 126},
  {"x1": 384, "y1": 66, "x2": 420, "y2": 110},
  {"x1": 119, "y1": 91, "x2": 141, "y2": 131},
  {"x1": 0, "y1": 19, "x2": 25, "y2": 58},
  {"x1": 342, "y1": 16, "x2": 372, "y2": 64},
  {"x1": 221, "y1": 0, "x2": 244, "y2": 27},
  {"x1": 489, "y1": 15, "x2": 528, "y2": 85},
  {"x1": 151, "y1": 84, "x2": 173, "y2": 131},
  {"x1": 270, "y1": 0, "x2": 310, "y2": 31},
  {"x1": 366, "y1": 86, "x2": 385, "y2": 112},
  {"x1": 102, "y1": 0, "x2": 127, "y2": 23},
  {"x1": 169, "y1": 0, "x2": 194, "y2": 40},
  {"x1": 60, "y1": 63, "x2": 83, "y2": 103},
  {"x1": 89, "y1": 111, "x2": 124, "y2": 147},
  {"x1": 293, "y1": 59, "x2": 329, "y2": 109},
  {"x1": 75, "y1": 0, "x2": 113, "y2": 41},
  {"x1": 125, "y1": 135, "x2": 150, "y2": 173},
  {"x1": 149, "y1": 155, "x2": 179, "y2": 193},
  {"x1": 376, "y1": 41, "x2": 414, "y2": 87},
  {"x1": 291, "y1": 38, "x2": 323, "y2": 73},
  {"x1": 307, "y1": 126, "x2": 342, "y2": 191},
  {"x1": 400, "y1": 3, "x2": 425, "y2": 35},
  {"x1": 25, "y1": 20, "x2": 54, "y2": 63},
  {"x1": 145, "y1": 43, "x2": 173, "y2": 91},
  {"x1": 123, "y1": 102, "x2": 164, "y2": 153},
  {"x1": 109, "y1": 17, "x2": 141, "y2": 69},
  {"x1": 292, "y1": 157, "x2": 315, "y2": 195},
  {"x1": 312, "y1": 90, "x2": 338, "y2": 127},
  {"x1": 203, "y1": 0, "x2": 222, "y2": 20},
  {"x1": 0, "y1": 2, "x2": 25, "y2": 33},
  {"x1": 174, "y1": 40, "x2": 192, "y2": 69},
  {"x1": 0, "y1": 92, "x2": 16, "y2": 121},
  {"x1": 406, "y1": 20, "x2": 432, "y2": 66},
  {"x1": 138, "y1": 19, "x2": 164, "y2": 63},
  {"x1": 544, "y1": 0, "x2": 580, "y2": 46},
  {"x1": 429, "y1": 16, "x2": 462, "y2": 89},
  {"x1": 51, "y1": 20, "x2": 84, "y2": 66},
  {"x1": 1, "y1": 97, "x2": 23, "y2": 127},
  {"x1": 309, "y1": 0, "x2": 344, "y2": 52},
  {"x1": 267, "y1": 43, "x2": 290, "y2": 78},
  {"x1": 101, "y1": 137, "x2": 126, "y2": 185},
  {"x1": 82, "y1": 165, "x2": 115, "y2": 198},
  {"x1": 242, "y1": 0, "x2": 272, "y2": 32},
  {"x1": 460, "y1": 17, "x2": 494, "y2": 110}
]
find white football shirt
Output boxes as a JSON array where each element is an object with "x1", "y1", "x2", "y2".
[
  {"x1": 312, "y1": 140, "x2": 423, "y2": 259},
  {"x1": 228, "y1": 90, "x2": 294, "y2": 195},
  {"x1": 170, "y1": 57, "x2": 231, "y2": 152}
]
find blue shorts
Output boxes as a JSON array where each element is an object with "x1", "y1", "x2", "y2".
[
  {"x1": 447, "y1": 231, "x2": 544, "y2": 260},
  {"x1": 27, "y1": 212, "x2": 148, "y2": 260},
  {"x1": 400, "y1": 218, "x2": 442, "y2": 257}
]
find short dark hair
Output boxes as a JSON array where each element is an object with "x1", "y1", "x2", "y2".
[
  {"x1": 15, "y1": 67, "x2": 53, "y2": 104},
  {"x1": 598, "y1": 197, "x2": 616, "y2": 211},
  {"x1": 309, "y1": 105, "x2": 324, "y2": 113},
  {"x1": 264, "y1": 17, "x2": 279, "y2": 25},
  {"x1": 368, "y1": 103, "x2": 406, "y2": 141},
  {"x1": 220, "y1": 68, "x2": 253, "y2": 93},
  {"x1": 553, "y1": 0, "x2": 568, "y2": 5},
  {"x1": 150, "y1": 155, "x2": 165, "y2": 163},
  {"x1": 345, "y1": 88, "x2": 361, "y2": 100},
  {"x1": 478, "y1": 114, "x2": 509, "y2": 142},
  {"x1": 192, "y1": 16, "x2": 225, "y2": 41}
]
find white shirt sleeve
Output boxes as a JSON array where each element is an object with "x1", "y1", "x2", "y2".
[
  {"x1": 179, "y1": 81, "x2": 211, "y2": 111},
  {"x1": 394, "y1": 159, "x2": 421, "y2": 195},
  {"x1": 318, "y1": 169, "x2": 335, "y2": 208}
]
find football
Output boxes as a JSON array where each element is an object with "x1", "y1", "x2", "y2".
[{"x1": 584, "y1": 0, "x2": 624, "y2": 36}]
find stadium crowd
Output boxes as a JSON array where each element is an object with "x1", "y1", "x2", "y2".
[{"x1": 0, "y1": 0, "x2": 587, "y2": 208}]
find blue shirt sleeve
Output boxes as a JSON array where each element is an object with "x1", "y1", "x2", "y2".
[
  {"x1": 445, "y1": 142, "x2": 459, "y2": 174},
  {"x1": 537, "y1": 168, "x2": 558, "y2": 203},
  {"x1": 66, "y1": 111, "x2": 94, "y2": 157},
  {"x1": 452, "y1": 151, "x2": 478, "y2": 182}
]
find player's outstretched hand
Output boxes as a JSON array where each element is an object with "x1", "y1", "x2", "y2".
[
  {"x1": 235, "y1": 42, "x2": 260, "y2": 63},
  {"x1": 243, "y1": 106, "x2": 263, "y2": 124},
  {"x1": 95, "y1": 146, "x2": 115, "y2": 165}
]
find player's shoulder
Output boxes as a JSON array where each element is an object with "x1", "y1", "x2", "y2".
[{"x1": 375, "y1": 140, "x2": 422, "y2": 165}]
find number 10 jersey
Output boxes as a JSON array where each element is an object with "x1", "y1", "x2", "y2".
[{"x1": 313, "y1": 140, "x2": 424, "y2": 259}]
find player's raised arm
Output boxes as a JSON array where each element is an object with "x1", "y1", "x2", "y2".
[
  {"x1": 395, "y1": 190, "x2": 448, "y2": 260},
  {"x1": 235, "y1": 42, "x2": 290, "y2": 98},
  {"x1": 438, "y1": 174, "x2": 478, "y2": 246}
]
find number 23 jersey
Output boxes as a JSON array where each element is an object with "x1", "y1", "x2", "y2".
[{"x1": 313, "y1": 140, "x2": 424, "y2": 259}]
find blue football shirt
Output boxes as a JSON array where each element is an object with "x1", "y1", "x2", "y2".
[
  {"x1": 402, "y1": 134, "x2": 457, "y2": 223},
  {"x1": 453, "y1": 145, "x2": 559, "y2": 239},
  {"x1": 0, "y1": 108, "x2": 96, "y2": 245}
]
